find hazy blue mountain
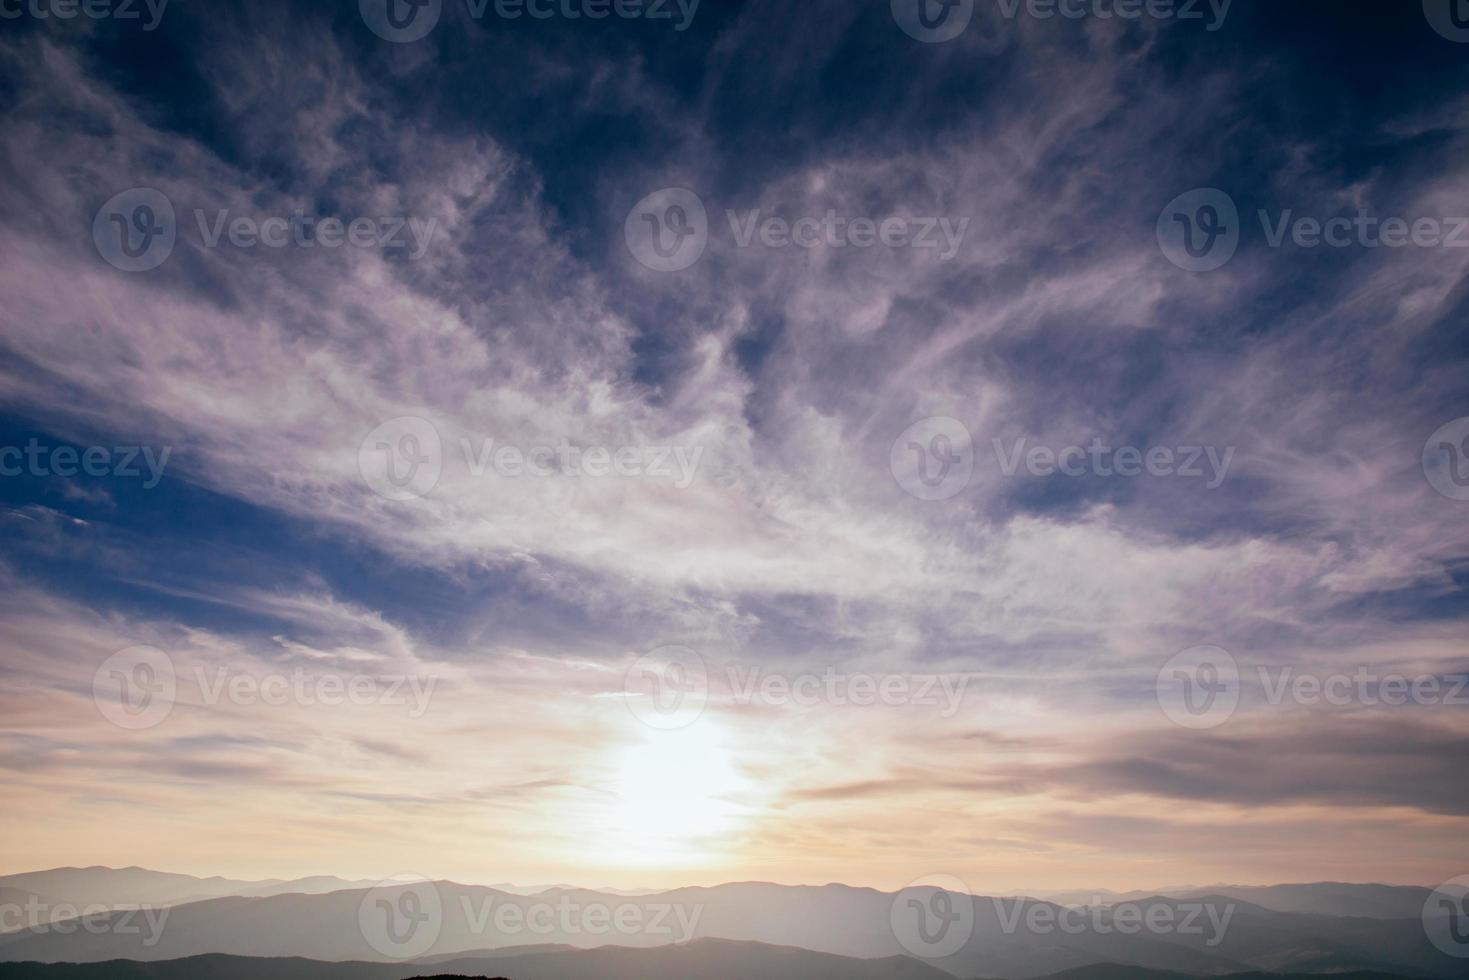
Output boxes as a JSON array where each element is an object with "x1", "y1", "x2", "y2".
[
  {"x1": 1165, "y1": 885, "x2": 1438, "y2": 921},
  {"x1": 0, "y1": 882, "x2": 1240, "y2": 977},
  {"x1": 1034, "y1": 968, "x2": 1422, "y2": 980},
  {"x1": 0, "y1": 868, "x2": 372, "y2": 912},
  {"x1": 0, "y1": 947, "x2": 1433, "y2": 980},
  {"x1": 1086, "y1": 895, "x2": 1461, "y2": 978},
  {"x1": 1032, "y1": 883, "x2": 1452, "y2": 921},
  {"x1": 0, "y1": 939, "x2": 958, "y2": 980},
  {"x1": 1, "y1": 877, "x2": 1462, "y2": 979}
]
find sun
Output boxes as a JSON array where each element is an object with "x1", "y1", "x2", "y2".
[{"x1": 604, "y1": 722, "x2": 749, "y2": 868}]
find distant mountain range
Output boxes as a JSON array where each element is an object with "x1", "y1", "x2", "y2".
[
  {"x1": 0, "y1": 941, "x2": 1435, "y2": 980},
  {"x1": 0, "y1": 869, "x2": 1463, "y2": 979},
  {"x1": 0, "y1": 868, "x2": 378, "y2": 914},
  {"x1": 1031, "y1": 883, "x2": 1448, "y2": 921}
]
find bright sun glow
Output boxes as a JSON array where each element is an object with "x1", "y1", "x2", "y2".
[{"x1": 605, "y1": 722, "x2": 748, "y2": 867}]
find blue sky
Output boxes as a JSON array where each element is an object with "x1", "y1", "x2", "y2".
[{"x1": 0, "y1": 0, "x2": 1467, "y2": 890}]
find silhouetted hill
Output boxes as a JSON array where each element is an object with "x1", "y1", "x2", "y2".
[
  {"x1": 1034, "y1": 967, "x2": 1425, "y2": 980},
  {"x1": 1032, "y1": 883, "x2": 1449, "y2": 921},
  {"x1": 0, "y1": 939, "x2": 959, "y2": 980},
  {"x1": 0, "y1": 948, "x2": 1435, "y2": 980},
  {"x1": 1, "y1": 877, "x2": 1463, "y2": 979},
  {"x1": 0, "y1": 868, "x2": 371, "y2": 912}
]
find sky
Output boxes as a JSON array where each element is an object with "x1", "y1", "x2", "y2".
[{"x1": 0, "y1": 0, "x2": 1467, "y2": 894}]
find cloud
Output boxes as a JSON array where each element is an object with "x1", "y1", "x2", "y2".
[{"x1": 0, "y1": 0, "x2": 1465, "y2": 889}]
